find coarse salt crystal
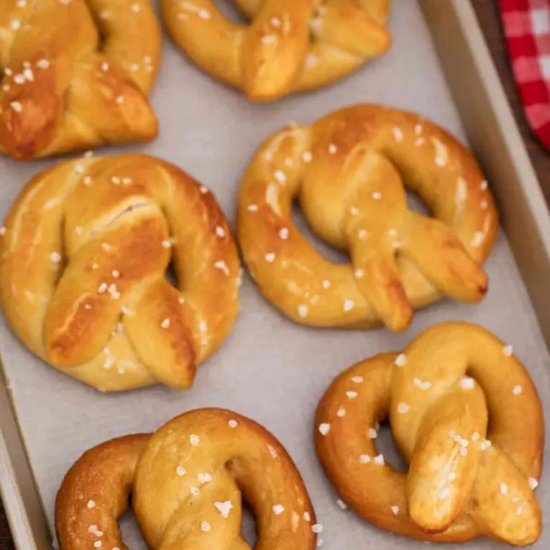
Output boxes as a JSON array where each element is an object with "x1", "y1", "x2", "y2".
[
  {"x1": 512, "y1": 384, "x2": 523, "y2": 396},
  {"x1": 318, "y1": 423, "x2": 330, "y2": 436},
  {"x1": 200, "y1": 520, "x2": 211, "y2": 532},
  {"x1": 336, "y1": 499, "x2": 348, "y2": 510},
  {"x1": 397, "y1": 402, "x2": 409, "y2": 414},
  {"x1": 529, "y1": 477, "x2": 539, "y2": 490},
  {"x1": 215, "y1": 500, "x2": 233, "y2": 518},
  {"x1": 297, "y1": 304, "x2": 309, "y2": 318},
  {"x1": 343, "y1": 299, "x2": 355, "y2": 312},
  {"x1": 395, "y1": 354, "x2": 406, "y2": 367}
]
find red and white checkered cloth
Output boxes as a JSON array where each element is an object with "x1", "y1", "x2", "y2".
[{"x1": 499, "y1": 0, "x2": 550, "y2": 150}]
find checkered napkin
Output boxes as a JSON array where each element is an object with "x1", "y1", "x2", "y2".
[{"x1": 499, "y1": 0, "x2": 550, "y2": 150}]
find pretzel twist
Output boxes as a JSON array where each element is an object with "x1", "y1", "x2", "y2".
[
  {"x1": 161, "y1": 0, "x2": 391, "y2": 101},
  {"x1": 0, "y1": 154, "x2": 240, "y2": 391},
  {"x1": 238, "y1": 105, "x2": 498, "y2": 331},
  {"x1": 55, "y1": 408, "x2": 317, "y2": 549},
  {"x1": 0, "y1": 0, "x2": 161, "y2": 159},
  {"x1": 315, "y1": 322, "x2": 544, "y2": 545}
]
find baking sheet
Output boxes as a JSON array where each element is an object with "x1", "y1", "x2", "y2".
[{"x1": 1, "y1": 1, "x2": 550, "y2": 548}]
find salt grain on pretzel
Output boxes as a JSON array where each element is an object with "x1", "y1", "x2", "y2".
[
  {"x1": 238, "y1": 105, "x2": 499, "y2": 331},
  {"x1": 315, "y1": 322, "x2": 543, "y2": 545},
  {"x1": 55, "y1": 408, "x2": 317, "y2": 549},
  {"x1": 161, "y1": 0, "x2": 391, "y2": 101},
  {"x1": 0, "y1": 0, "x2": 161, "y2": 159},
  {"x1": 0, "y1": 154, "x2": 240, "y2": 392}
]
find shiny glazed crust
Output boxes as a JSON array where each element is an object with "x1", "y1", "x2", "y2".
[
  {"x1": 0, "y1": 0, "x2": 161, "y2": 159},
  {"x1": 56, "y1": 408, "x2": 317, "y2": 549},
  {"x1": 0, "y1": 154, "x2": 240, "y2": 391},
  {"x1": 315, "y1": 322, "x2": 544, "y2": 545},
  {"x1": 238, "y1": 104, "x2": 499, "y2": 331},
  {"x1": 161, "y1": 0, "x2": 391, "y2": 101}
]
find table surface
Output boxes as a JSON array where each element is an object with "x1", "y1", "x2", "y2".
[{"x1": 1, "y1": 1, "x2": 549, "y2": 548}]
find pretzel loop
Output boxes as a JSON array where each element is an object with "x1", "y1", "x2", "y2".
[
  {"x1": 160, "y1": 0, "x2": 391, "y2": 101},
  {"x1": 238, "y1": 105, "x2": 498, "y2": 330},
  {"x1": 315, "y1": 322, "x2": 543, "y2": 545},
  {"x1": 55, "y1": 409, "x2": 317, "y2": 549},
  {"x1": 0, "y1": 0, "x2": 160, "y2": 159},
  {"x1": 0, "y1": 155, "x2": 240, "y2": 391}
]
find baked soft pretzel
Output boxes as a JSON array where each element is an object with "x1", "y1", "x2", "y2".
[
  {"x1": 0, "y1": 154, "x2": 240, "y2": 391},
  {"x1": 56, "y1": 408, "x2": 317, "y2": 549},
  {"x1": 238, "y1": 105, "x2": 498, "y2": 331},
  {"x1": 0, "y1": 0, "x2": 161, "y2": 159},
  {"x1": 315, "y1": 322, "x2": 544, "y2": 545},
  {"x1": 161, "y1": 0, "x2": 391, "y2": 101}
]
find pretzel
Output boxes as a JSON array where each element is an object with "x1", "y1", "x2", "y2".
[
  {"x1": 55, "y1": 408, "x2": 317, "y2": 549},
  {"x1": 238, "y1": 105, "x2": 499, "y2": 331},
  {"x1": 0, "y1": 154, "x2": 240, "y2": 392},
  {"x1": 0, "y1": 0, "x2": 161, "y2": 159},
  {"x1": 315, "y1": 322, "x2": 543, "y2": 545},
  {"x1": 160, "y1": 0, "x2": 391, "y2": 101}
]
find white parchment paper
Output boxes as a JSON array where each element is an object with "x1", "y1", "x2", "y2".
[{"x1": 1, "y1": 1, "x2": 549, "y2": 548}]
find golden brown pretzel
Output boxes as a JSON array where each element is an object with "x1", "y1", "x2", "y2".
[
  {"x1": 161, "y1": 0, "x2": 391, "y2": 101},
  {"x1": 0, "y1": 154, "x2": 240, "y2": 392},
  {"x1": 56, "y1": 408, "x2": 318, "y2": 549},
  {"x1": 315, "y1": 322, "x2": 544, "y2": 545},
  {"x1": 0, "y1": 0, "x2": 161, "y2": 159},
  {"x1": 238, "y1": 105, "x2": 498, "y2": 331}
]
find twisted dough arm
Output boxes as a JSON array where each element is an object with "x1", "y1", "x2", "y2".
[
  {"x1": 315, "y1": 354, "x2": 480, "y2": 542},
  {"x1": 0, "y1": 0, "x2": 160, "y2": 159},
  {"x1": 236, "y1": 0, "x2": 390, "y2": 23},
  {"x1": 391, "y1": 323, "x2": 543, "y2": 543},
  {"x1": 161, "y1": 0, "x2": 390, "y2": 101},
  {"x1": 0, "y1": 155, "x2": 240, "y2": 391},
  {"x1": 86, "y1": 0, "x2": 160, "y2": 93},
  {"x1": 315, "y1": 322, "x2": 543, "y2": 545},
  {"x1": 56, "y1": 409, "x2": 317, "y2": 549},
  {"x1": 55, "y1": 434, "x2": 150, "y2": 550},
  {"x1": 238, "y1": 105, "x2": 497, "y2": 331},
  {"x1": 135, "y1": 409, "x2": 316, "y2": 549}
]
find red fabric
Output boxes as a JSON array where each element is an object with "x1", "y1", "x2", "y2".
[{"x1": 498, "y1": 0, "x2": 550, "y2": 150}]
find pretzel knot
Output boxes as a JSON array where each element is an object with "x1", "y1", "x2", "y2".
[
  {"x1": 0, "y1": 0, "x2": 161, "y2": 159},
  {"x1": 55, "y1": 408, "x2": 317, "y2": 549},
  {"x1": 0, "y1": 155, "x2": 240, "y2": 392},
  {"x1": 238, "y1": 105, "x2": 499, "y2": 331},
  {"x1": 161, "y1": 0, "x2": 391, "y2": 101},
  {"x1": 315, "y1": 322, "x2": 544, "y2": 545}
]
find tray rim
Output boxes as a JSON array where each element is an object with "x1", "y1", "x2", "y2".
[
  {"x1": 421, "y1": 0, "x2": 550, "y2": 346},
  {"x1": 1, "y1": 1, "x2": 550, "y2": 548}
]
